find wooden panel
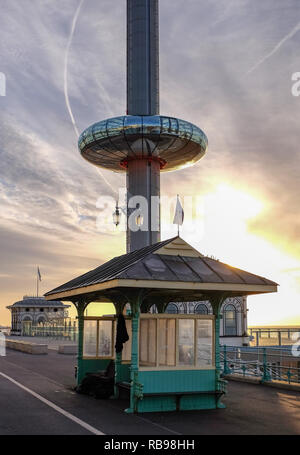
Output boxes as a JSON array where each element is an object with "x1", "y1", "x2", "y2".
[{"x1": 138, "y1": 369, "x2": 216, "y2": 393}]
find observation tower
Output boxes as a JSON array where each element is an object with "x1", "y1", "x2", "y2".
[{"x1": 78, "y1": 0, "x2": 208, "y2": 252}]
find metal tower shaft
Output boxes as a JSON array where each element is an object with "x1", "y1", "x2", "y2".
[
  {"x1": 126, "y1": 0, "x2": 160, "y2": 252},
  {"x1": 127, "y1": 0, "x2": 159, "y2": 115}
]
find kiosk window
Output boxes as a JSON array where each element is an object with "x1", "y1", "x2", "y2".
[
  {"x1": 178, "y1": 319, "x2": 195, "y2": 366},
  {"x1": 83, "y1": 320, "x2": 97, "y2": 357},
  {"x1": 197, "y1": 319, "x2": 213, "y2": 366},
  {"x1": 139, "y1": 316, "x2": 214, "y2": 369},
  {"x1": 98, "y1": 320, "x2": 113, "y2": 357},
  {"x1": 158, "y1": 318, "x2": 176, "y2": 366}
]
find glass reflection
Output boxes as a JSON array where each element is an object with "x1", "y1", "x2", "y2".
[
  {"x1": 93, "y1": 121, "x2": 107, "y2": 140},
  {"x1": 178, "y1": 319, "x2": 195, "y2": 366},
  {"x1": 142, "y1": 115, "x2": 161, "y2": 135},
  {"x1": 170, "y1": 118, "x2": 179, "y2": 134},
  {"x1": 79, "y1": 115, "x2": 208, "y2": 172},
  {"x1": 124, "y1": 116, "x2": 143, "y2": 135},
  {"x1": 98, "y1": 320, "x2": 113, "y2": 357},
  {"x1": 83, "y1": 320, "x2": 97, "y2": 357},
  {"x1": 107, "y1": 117, "x2": 124, "y2": 137},
  {"x1": 197, "y1": 319, "x2": 213, "y2": 366}
]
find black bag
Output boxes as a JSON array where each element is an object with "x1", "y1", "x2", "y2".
[{"x1": 76, "y1": 360, "x2": 115, "y2": 399}]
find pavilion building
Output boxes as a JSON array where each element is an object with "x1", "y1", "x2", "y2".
[{"x1": 7, "y1": 296, "x2": 70, "y2": 335}]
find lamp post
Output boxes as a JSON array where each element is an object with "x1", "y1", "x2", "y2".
[{"x1": 113, "y1": 203, "x2": 121, "y2": 227}]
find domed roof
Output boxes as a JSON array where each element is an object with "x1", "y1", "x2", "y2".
[{"x1": 7, "y1": 296, "x2": 68, "y2": 308}]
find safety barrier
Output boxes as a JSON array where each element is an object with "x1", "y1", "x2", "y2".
[
  {"x1": 58, "y1": 344, "x2": 77, "y2": 355},
  {"x1": 221, "y1": 345, "x2": 300, "y2": 385},
  {"x1": 6, "y1": 339, "x2": 48, "y2": 355}
]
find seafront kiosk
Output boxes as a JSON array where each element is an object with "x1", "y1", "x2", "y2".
[{"x1": 45, "y1": 237, "x2": 277, "y2": 413}]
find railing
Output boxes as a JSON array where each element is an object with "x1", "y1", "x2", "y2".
[
  {"x1": 249, "y1": 328, "x2": 300, "y2": 347},
  {"x1": 221, "y1": 345, "x2": 300, "y2": 385},
  {"x1": 22, "y1": 324, "x2": 78, "y2": 341}
]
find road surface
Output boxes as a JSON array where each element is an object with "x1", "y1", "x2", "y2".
[{"x1": 0, "y1": 349, "x2": 300, "y2": 435}]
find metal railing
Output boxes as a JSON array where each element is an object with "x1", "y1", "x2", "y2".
[
  {"x1": 249, "y1": 328, "x2": 300, "y2": 347},
  {"x1": 21, "y1": 322, "x2": 78, "y2": 341},
  {"x1": 221, "y1": 345, "x2": 300, "y2": 385}
]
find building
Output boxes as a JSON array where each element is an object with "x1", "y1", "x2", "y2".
[
  {"x1": 165, "y1": 297, "x2": 248, "y2": 346},
  {"x1": 7, "y1": 296, "x2": 70, "y2": 335}
]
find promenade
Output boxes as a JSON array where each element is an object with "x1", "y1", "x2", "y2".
[{"x1": 0, "y1": 348, "x2": 300, "y2": 435}]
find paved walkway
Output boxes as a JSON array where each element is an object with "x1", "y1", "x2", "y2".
[{"x1": 0, "y1": 349, "x2": 300, "y2": 435}]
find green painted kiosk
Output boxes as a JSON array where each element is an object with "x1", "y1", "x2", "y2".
[{"x1": 45, "y1": 237, "x2": 277, "y2": 413}]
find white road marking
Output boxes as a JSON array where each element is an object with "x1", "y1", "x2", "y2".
[
  {"x1": 1, "y1": 359, "x2": 180, "y2": 435},
  {"x1": 0, "y1": 371, "x2": 105, "y2": 435},
  {"x1": 137, "y1": 415, "x2": 182, "y2": 435}
]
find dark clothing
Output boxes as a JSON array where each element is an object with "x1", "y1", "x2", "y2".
[{"x1": 115, "y1": 314, "x2": 129, "y2": 353}]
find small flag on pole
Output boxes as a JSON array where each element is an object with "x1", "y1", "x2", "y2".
[
  {"x1": 37, "y1": 267, "x2": 42, "y2": 282},
  {"x1": 173, "y1": 195, "x2": 184, "y2": 235}
]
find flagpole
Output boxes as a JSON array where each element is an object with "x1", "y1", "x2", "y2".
[
  {"x1": 173, "y1": 194, "x2": 183, "y2": 237},
  {"x1": 36, "y1": 267, "x2": 39, "y2": 297},
  {"x1": 177, "y1": 195, "x2": 179, "y2": 237}
]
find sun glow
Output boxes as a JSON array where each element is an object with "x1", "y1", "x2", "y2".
[{"x1": 161, "y1": 182, "x2": 300, "y2": 326}]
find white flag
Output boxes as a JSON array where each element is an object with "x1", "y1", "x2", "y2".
[
  {"x1": 173, "y1": 196, "x2": 184, "y2": 226},
  {"x1": 37, "y1": 267, "x2": 42, "y2": 282}
]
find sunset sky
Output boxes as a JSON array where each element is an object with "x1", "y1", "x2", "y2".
[{"x1": 0, "y1": 0, "x2": 299, "y2": 326}]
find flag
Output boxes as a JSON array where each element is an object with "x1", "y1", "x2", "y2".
[
  {"x1": 173, "y1": 195, "x2": 184, "y2": 226},
  {"x1": 37, "y1": 267, "x2": 42, "y2": 282}
]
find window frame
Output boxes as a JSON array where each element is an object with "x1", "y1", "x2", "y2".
[
  {"x1": 194, "y1": 303, "x2": 209, "y2": 315},
  {"x1": 165, "y1": 303, "x2": 179, "y2": 314},
  {"x1": 83, "y1": 316, "x2": 115, "y2": 360},
  {"x1": 82, "y1": 316, "x2": 132, "y2": 360},
  {"x1": 223, "y1": 304, "x2": 238, "y2": 336},
  {"x1": 139, "y1": 314, "x2": 215, "y2": 371}
]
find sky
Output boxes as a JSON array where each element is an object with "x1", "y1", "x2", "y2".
[{"x1": 0, "y1": 0, "x2": 300, "y2": 326}]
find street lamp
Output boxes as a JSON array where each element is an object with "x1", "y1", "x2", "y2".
[{"x1": 113, "y1": 203, "x2": 121, "y2": 227}]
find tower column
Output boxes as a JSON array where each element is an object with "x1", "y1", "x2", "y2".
[
  {"x1": 127, "y1": 0, "x2": 159, "y2": 115},
  {"x1": 126, "y1": 158, "x2": 160, "y2": 252}
]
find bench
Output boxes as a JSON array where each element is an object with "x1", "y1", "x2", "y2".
[{"x1": 117, "y1": 380, "x2": 227, "y2": 411}]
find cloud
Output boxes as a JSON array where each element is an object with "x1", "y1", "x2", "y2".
[
  {"x1": 0, "y1": 0, "x2": 300, "y2": 325},
  {"x1": 247, "y1": 21, "x2": 300, "y2": 74}
]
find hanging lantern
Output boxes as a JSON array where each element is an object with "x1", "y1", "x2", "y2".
[{"x1": 113, "y1": 204, "x2": 121, "y2": 227}]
